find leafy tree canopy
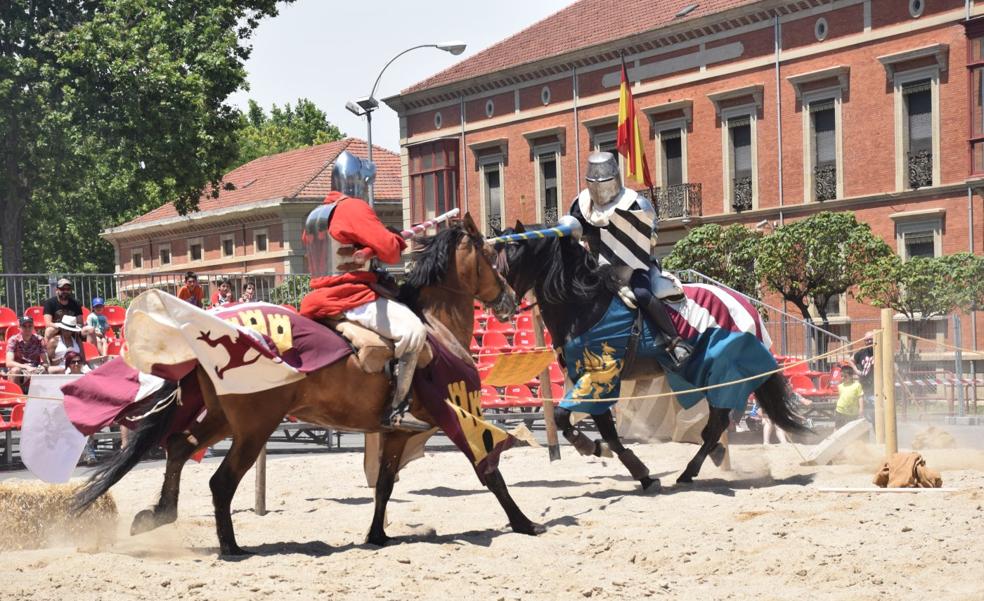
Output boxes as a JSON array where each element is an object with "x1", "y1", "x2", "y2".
[
  {"x1": 234, "y1": 98, "x2": 344, "y2": 169},
  {"x1": 755, "y1": 211, "x2": 893, "y2": 325},
  {"x1": 663, "y1": 223, "x2": 762, "y2": 297}
]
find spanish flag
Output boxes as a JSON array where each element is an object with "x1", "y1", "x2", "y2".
[{"x1": 616, "y1": 60, "x2": 653, "y2": 188}]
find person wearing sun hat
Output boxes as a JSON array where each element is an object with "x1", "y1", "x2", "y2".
[
  {"x1": 42, "y1": 277, "x2": 94, "y2": 343},
  {"x1": 46, "y1": 314, "x2": 86, "y2": 374},
  {"x1": 86, "y1": 296, "x2": 110, "y2": 356}
]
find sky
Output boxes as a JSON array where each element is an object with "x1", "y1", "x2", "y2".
[{"x1": 228, "y1": 0, "x2": 575, "y2": 152}]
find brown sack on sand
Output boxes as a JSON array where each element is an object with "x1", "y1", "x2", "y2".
[{"x1": 873, "y1": 452, "x2": 943, "y2": 488}]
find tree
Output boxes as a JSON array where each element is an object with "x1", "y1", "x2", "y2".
[
  {"x1": 755, "y1": 211, "x2": 893, "y2": 329},
  {"x1": 1, "y1": 0, "x2": 288, "y2": 275},
  {"x1": 234, "y1": 99, "x2": 344, "y2": 169},
  {"x1": 855, "y1": 252, "x2": 984, "y2": 359},
  {"x1": 663, "y1": 223, "x2": 762, "y2": 297}
]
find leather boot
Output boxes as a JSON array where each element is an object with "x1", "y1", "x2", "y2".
[
  {"x1": 566, "y1": 430, "x2": 599, "y2": 456},
  {"x1": 382, "y1": 356, "x2": 430, "y2": 432}
]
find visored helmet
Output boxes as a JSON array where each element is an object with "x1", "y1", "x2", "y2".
[
  {"x1": 331, "y1": 150, "x2": 377, "y2": 202},
  {"x1": 584, "y1": 151, "x2": 623, "y2": 206}
]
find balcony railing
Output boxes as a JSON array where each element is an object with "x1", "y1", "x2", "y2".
[
  {"x1": 487, "y1": 214, "x2": 502, "y2": 234},
  {"x1": 542, "y1": 205, "x2": 559, "y2": 226},
  {"x1": 814, "y1": 164, "x2": 836, "y2": 201},
  {"x1": 907, "y1": 150, "x2": 932, "y2": 189},
  {"x1": 732, "y1": 177, "x2": 753, "y2": 212},
  {"x1": 639, "y1": 183, "x2": 703, "y2": 222}
]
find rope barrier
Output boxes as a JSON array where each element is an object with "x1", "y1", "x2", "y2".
[{"x1": 897, "y1": 332, "x2": 984, "y2": 356}]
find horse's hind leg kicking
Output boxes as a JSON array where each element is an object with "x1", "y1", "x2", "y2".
[
  {"x1": 131, "y1": 411, "x2": 230, "y2": 535},
  {"x1": 554, "y1": 407, "x2": 609, "y2": 457},
  {"x1": 591, "y1": 410, "x2": 660, "y2": 492},
  {"x1": 367, "y1": 430, "x2": 414, "y2": 546},
  {"x1": 677, "y1": 407, "x2": 731, "y2": 484}
]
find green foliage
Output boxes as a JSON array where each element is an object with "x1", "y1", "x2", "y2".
[
  {"x1": 269, "y1": 275, "x2": 310, "y2": 307},
  {"x1": 755, "y1": 211, "x2": 893, "y2": 324},
  {"x1": 663, "y1": 223, "x2": 762, "y2": 297},
  {"x1": 234, "y1": 99, "x2": 344, "y2": 169},
  {"x1": 856, "y1": 253, "x2": 984, "y2": 322},
  {"x1": 1, "y1": 0, "x2": 289, "y2": 274}
]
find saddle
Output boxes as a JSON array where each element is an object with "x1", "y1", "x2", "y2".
[
  {"x1": 605, "y1": 266, "x2": 675, "y2": 380},
  {"x1": 323, "y1": 318, "x2": 432, "y2": 374}
]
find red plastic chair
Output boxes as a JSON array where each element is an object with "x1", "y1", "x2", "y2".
[
  {"x1": 480, "y1": 385, "x2": 505, "y2": 410},
  {"x1": 82, "y1": 341, "x2": 101, "y2": 359},
  {"x1": 481, "y1": 331, "x2": 510, "y2": 352},
  {"x1": 0, "y1": 306, "x2": 17, "y2": 330},
  {"x1": 0, "y1": 380, "x2": 25, "y2": 406},
  {"x1": 25, "y1": 306, "x2": 45, "y2": 328},
  {"x1": 783, "y1": 360, "x2": 808, "y2": 376},
  {"x1": 788, "y1": 374, "x2": 817, "y2": 394},
  {"x1": 504, "y1": 384, "x2": 537, "y2": 407},
  {"x1": 548, "y1": 361, "x2": 565, "y2": 384},
  {"x1": 477, "y1": 348, "x2": 500, "y2": 371},
  {"x1": 106, "y1": 339, "x2": 125, "y2": 356},
  {"x1": 541, "y1": 382, "x2": 565, "y2": 402},
  {"x1": 484, "y1": 317, "x2": 515, "y2": 337},
  {"x1": 104, "y1": 326, "x2": 117, "y2": 340},
  {"x1": 7, "y1": 403, "x2": 24, "y2": 429},
  {"x1": 81, "y1": 306, "x2": 91, "y2": 323},
  {"x1": 0, "y1": 412, "x2": 9, "y2": 432},
  {"x1": 5, "y1": 325, "x2": 19, "y2": 341},
  {"x1": 469, "y1": 337, "x2": 480, "y2": 354},
  {"x1": 514, "y1": 314, "x2": 534, "y2": 332},
  {"x1": 830, "y1": 365, "x2": 843, "y2": 385},
  {"x1": 102, "y1": 305, "x2": 126, "y2": 328},
  {"x1": 0, "y1": 341, "x2": 6, "y2": 368},
  {"x1": 472, "y1": 317, "x2": 487, "y2": 337},
  {"x1": 512, "y1": 330, "x2": 537, "y2": 350}
]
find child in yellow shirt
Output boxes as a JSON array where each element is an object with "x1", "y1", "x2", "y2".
[{"x1": 835, "y1": 367, "x2": 864, "y2": 429}]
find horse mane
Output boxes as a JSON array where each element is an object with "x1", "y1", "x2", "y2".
[
  {"x1": 502, "y1": 228, "x2": 608, "y2": 305},
  {"x1": 398, "y1": 225, "x2": 469, "y2": 308}
]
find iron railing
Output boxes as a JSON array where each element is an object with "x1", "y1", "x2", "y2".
[
  {"x1": 648, "y1": 183, "x2": 702, "y2": 221},
  {"x1": 731, "y1": 176, "x2": 753, "y2": 212},
  {"x1": 907, "y1": 150, "x2": 932, "y2": 189},
  {"x1": 814, "y1": 164, "x2": 837, "y2": 201}
]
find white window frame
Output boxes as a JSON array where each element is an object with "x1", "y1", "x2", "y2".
[
  {"x1": 188, "y1": 237, "x2": 203, "y2": 262},
  {"x1": 720, "y1": 103, "x2": 759, "y2": 213},
  {"x1": 893, "y1": 66, "x2": 941, "y2": 191},
  {"x1": 158, "y1": 243, "x2": 172, "y2": 266},
  {"x1": 897, "y1": 219, "x2": 942, "y2": 259},
  {"x1": 801, "y1": 87, "x2": 845, "y2": 202},
  {"x1": 478, "y1": 155, "x2": 505, "y2": 236},
  {"x1": 533, "y1": 143, "x2": 562, "y2": 224},
  {"x1": 131, "y1": 248, "x2": 143, "y2": 270},
  {"x1": 252, "y1": 228, "x2": 269, "y2": 255},
  {"x1": 220, "y1": 234, "x2": 235, "y2": 258},
  {"x1": 652, "y1": 118, "x2": 689, "y2": 188}
]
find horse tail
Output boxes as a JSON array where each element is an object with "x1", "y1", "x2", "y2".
[
  {"x1": 73, "y1": 380, "x2": 179, "y2": 514},
  {"x1": 754, "y1": 372, "x2": 809, "y2": 434}
]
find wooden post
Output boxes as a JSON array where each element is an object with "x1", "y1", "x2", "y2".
[
  {"x1": 881, "y1": 309, "x2": 898, "y2": 457},
  {"x1": 872, "y1": 328, "x2": 884, "y2": 444},
  {"x1": 254, "y1": 444, "x2": 267, "y2": 516},
  {"x1": 532, "y1": 303, "x2": 561, "y2": 461},
  {"x1": 719, "y1": 430, "x2": 732, "y2": 471}
]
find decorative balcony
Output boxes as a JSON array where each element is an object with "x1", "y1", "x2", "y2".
[
  {"x1": 639, "y1": 183, "x2": 703, "y2": 222},
  {"x1": 487, "y1": 215, "x2": 502, "y2": 234},
  {"x1": 907, "y1": 150, "x2": 932, "y2": 189},
  {"x1": 731, "y1": 177, "x2": 753, "y2": 212},
  {"x1": 542, "y1": 205, "x2": 559, "y2": 226},
  {"x1": 814, "y1": 164, "x2": 837, "y2": 201}
]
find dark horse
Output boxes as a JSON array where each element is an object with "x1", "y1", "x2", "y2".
[
  {"x1": 498, "y1": 223, "x2": 806, "y2": 489},
  {"x1": 74, "y1": 214, "x2": 544, "y2": 555}
]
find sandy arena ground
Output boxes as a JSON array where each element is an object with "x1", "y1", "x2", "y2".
[{"x1": 2, "y1": 440, "x2": 983, "y2": 601}]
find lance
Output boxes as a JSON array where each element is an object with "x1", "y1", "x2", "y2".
[
  {"x1": 486, "y1": 214, "x2": 583, "y2": 245},
  {"x1": 353, "y1": 207, "x2": 461, "y2": 262}
]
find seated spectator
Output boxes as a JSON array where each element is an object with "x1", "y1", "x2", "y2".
[
  {"x1": 238, "y1": 280, "x2": 257, "y2": 304},
  {"x1": 47, "y1": 315, "x2": 85, "y2": 374},
  {"x1": 43, "y1": 277, "x2": 94, "y2": 342},
  {"x1": 65, "y1": 350, "x2": 98, "y2": 465},
  {"x1": 86, "y1": 297, "x2": 110, "y2": 356},
  {"x1": 210, "y1": 277, "x2": 235, "y2": 307},
  {"x1": 5, "y1": 316, "x2": 49, "y2": 392},
  {"x1": 177, "y1": 272, "x2": 204, "y2": 307}
]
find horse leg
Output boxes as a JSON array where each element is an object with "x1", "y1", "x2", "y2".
[
  {"x1": 592, "y1": 410, "x2": 660, "y2": 492},
  {"x1": 555, "y1": 407, "x2": 607, "y2": 457},
  {"x1": 366, "y1": 430, "x2": 414, "y2": 546},
  {"x1": 209, "y1": 420, "x2": 278, "y2": 556},
  {"x1": 131, "y1": 411, "x2": 230, "y2": 535},
  {"x1": 484, "y1": 469, "x2": 545, "y2": 536},
  {"x1": 677, "y1": 408, "x2": 731, "y2": 484}
]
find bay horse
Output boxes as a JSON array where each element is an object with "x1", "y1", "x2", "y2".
[
  {"x1": 74, "y1": 214, "x2": 544, "y2": 555},
  {"x1": 497, "y1": 223, "x2": 806, "y2": 489}
]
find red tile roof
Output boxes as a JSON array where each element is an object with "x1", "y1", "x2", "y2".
[
  {"x1": 403, "y1": 0, "x2": 761, "y2": 95},
  {"x1": 125, "y1": 138, "x2": 401, "y2": 226}
]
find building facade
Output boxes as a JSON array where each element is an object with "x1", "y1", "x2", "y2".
[
  {"x1": 387, "y1": 0, "x2": 984, "y2": 344},
  {"x1": 102, "y1": 138, "x2": 402, "y2": 297}
]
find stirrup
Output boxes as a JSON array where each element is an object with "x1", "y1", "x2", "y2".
[
  {"x1": 666, "y1": 337, "x2": 693, "y2": 370},
  {"x1": 382, "y1": 400, "x2": 431, "y2": 432}
]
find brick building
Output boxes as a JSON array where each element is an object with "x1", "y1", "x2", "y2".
[
  {"x1": 386, "y1": 0, "x2": 984, "y2": 343},
  {"x1": 102, "y1": 138, "x2": 401, "y2": 295}
]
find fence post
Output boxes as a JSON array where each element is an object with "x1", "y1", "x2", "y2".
[
  {"x1": 881, "y1": 308, "x2": 898, "y2": 456},
  {"x1": 532, "y1": 303, "x2": 561, "y2": 462},
  {"x1": 954, "y1": 313, "x2": 965, "y2": 418},
  {"x1": 254, "y1": 444, "x2": 267, "y2": 516},
  {"x1": 872, "y1": 328, "x2": 884, "y2": 444}
]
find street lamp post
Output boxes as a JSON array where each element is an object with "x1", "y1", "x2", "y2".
[{"x1": 346, "y1": 41, "x2": 466, "y2": 205}]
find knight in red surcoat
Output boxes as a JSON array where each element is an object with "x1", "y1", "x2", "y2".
[{"x1": 301, "y1": 150, "x2": 429, "y2": 431}]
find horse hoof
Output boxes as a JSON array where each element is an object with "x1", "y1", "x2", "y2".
[
  {"x1": 640, "y1": 477, "x2": 661, "y2": 493},
  {"x1": 513, "y1": 521, "x2": 546, "y2": 536},
  {"x1": 366, "y1": 532, "x2": 391, "y2": 547},
  {"x1": 709, "y1": 444, "x2": 726, "y2": 467},
  {"x1": 220, "y1": 545, "x2": 252, "y2": 557},
  {"x1": 130, "y1": 509, "x2": 158, "y2": 535},
  {"x1": 676, "y1": 474, "x2": 694, "y2": 484}
]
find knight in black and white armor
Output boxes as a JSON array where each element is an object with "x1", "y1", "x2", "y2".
[{"x1": 568, "y1": 151, "x2": 692, "y2": 368}]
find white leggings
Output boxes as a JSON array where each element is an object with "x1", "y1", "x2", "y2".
[{"x1": 344, "y1": 298, "x2": 427, "y2": 358}]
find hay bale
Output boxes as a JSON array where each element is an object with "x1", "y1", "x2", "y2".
[{"x1": 0, "y1": 482, "x2": 118, "y2": 551}]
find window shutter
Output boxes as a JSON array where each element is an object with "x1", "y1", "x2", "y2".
[
  {"x1": 812, "y1": 107, "x2": 836, "y2": 166},
  {"x1": 730, "y1": 121, "x2": 752, "y2": 178},
  {"x1": 662, "y1": 131, "x2": 683, "y2": 186},
  {"x1": 905, "y1": 83, "x2": 932, "y2": 151}
]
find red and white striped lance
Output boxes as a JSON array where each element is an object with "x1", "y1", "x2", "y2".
[{"x1": 353, "y1": 207, "x2": 461, "y2": 263}]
